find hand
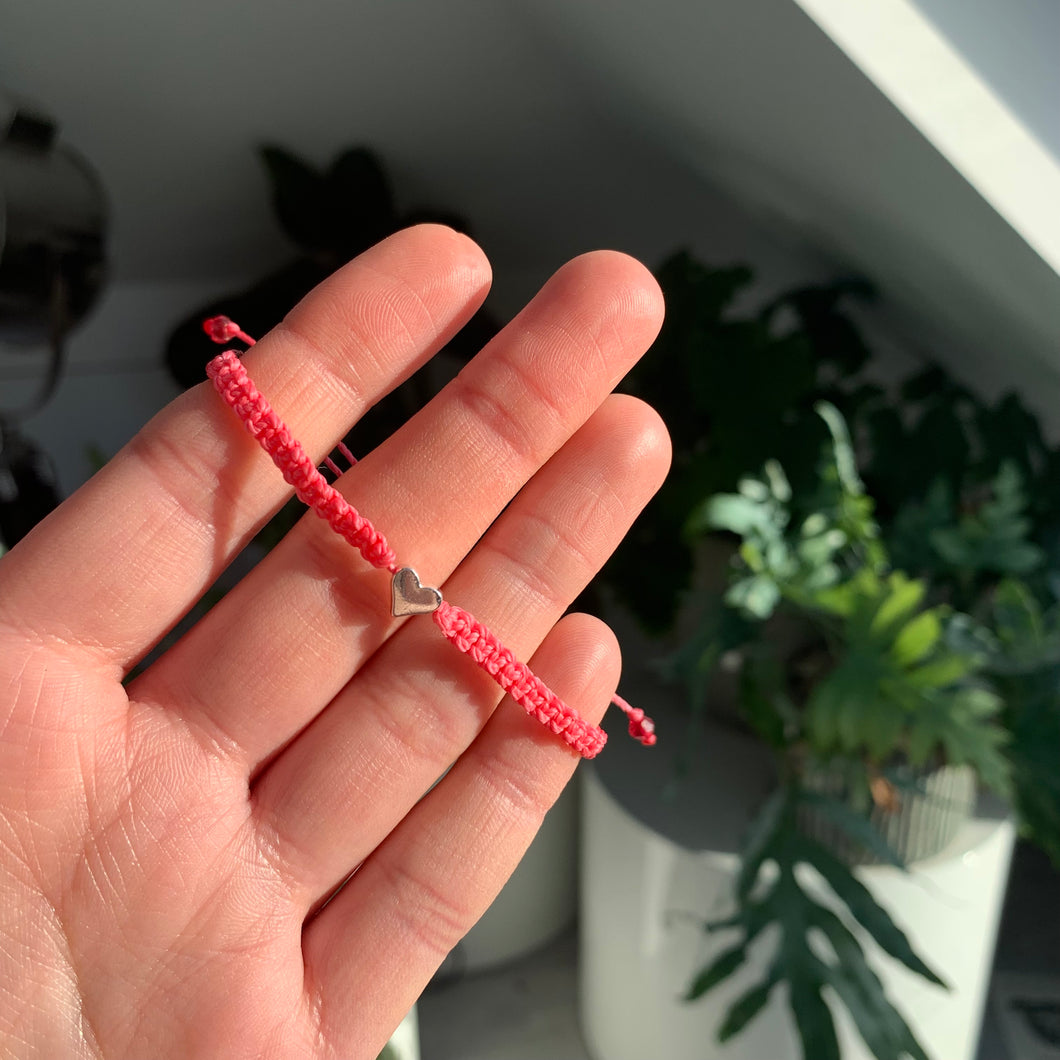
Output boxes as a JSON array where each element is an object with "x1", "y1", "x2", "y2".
[{"x1": 0, "y1": 225, "x2": 669, "y2": 1059}]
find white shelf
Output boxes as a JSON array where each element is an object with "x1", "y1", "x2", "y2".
[
  {"x1": 797, "y1": 0, "x2": 1060, "y2": 276},
  {"x1": 529, "y1": 0, "x2": 1060, "y2": 395}
]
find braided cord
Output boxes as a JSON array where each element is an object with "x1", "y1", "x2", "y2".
[
  {"x1": 204, "y1": 318, "x2": 656, "y2": 758},
  {"x1": 433, "y1": 601, "x2": 608, "y2": 757},
  {"x1": 207, "y1": 350, "x2": 398, "y2": 572}
]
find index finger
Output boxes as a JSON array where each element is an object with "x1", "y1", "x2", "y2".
[{"x1": 0, "y1": 225, "x2": 491, "y2": 672}]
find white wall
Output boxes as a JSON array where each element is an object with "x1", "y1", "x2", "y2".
[
  {"x1": 2, "y1": 0, "x2": 1058, "y2": 498},
  {"x1": 910, "y1": 0, "x2": 1060, "y2": 156},
  {"x1": 4, "y1": 0, "x2": 780, "y2": 286},
  {"x1": 0, "y1": 0, "x2": 826, "y2": 494}
]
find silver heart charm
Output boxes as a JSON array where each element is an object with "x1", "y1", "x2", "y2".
[{"x1": 391, "y1": 567, "x2": 442, "y2": 617}]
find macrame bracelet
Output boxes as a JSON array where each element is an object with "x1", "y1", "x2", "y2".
[{"x1": 203, "y1": 316, "x2": 656, "y2": 758}]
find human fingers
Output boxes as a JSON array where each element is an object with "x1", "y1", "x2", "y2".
[
  {"x1": 302, "y1": 612, "x2": 619, "y2": 1056},
  {"x1": 251, "y1": 395, "x2": 670, "y2": 905},
  {"x1": 130, "y1": 253, "x2": 663, "y2": 768},
  {"x1": 0, "y1": 225, "x2": 490, "y2": 677}
]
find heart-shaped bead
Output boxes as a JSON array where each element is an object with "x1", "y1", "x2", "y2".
[{"x1": 391, "y1": 567, "x2": 442, "y2": 617}]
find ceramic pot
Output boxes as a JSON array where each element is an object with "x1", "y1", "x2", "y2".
[
  {"x1": 798, "y1": 761, "x2": 977, "y2": 865},
  {"x1": 578, "y1": 706, "x2": 1015, "y2": 1060},
  {"x1": 379, "y1": 1008, "x2": 419, "y2": 1060}
]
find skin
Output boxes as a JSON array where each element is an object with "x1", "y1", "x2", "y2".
[{"x1": 0, "y1": 225, "x2": 670, "y2": 1059}]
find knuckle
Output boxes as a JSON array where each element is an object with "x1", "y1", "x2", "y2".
[{"x1": 376, "y1": 854, "x2": 475, "y2": 962}]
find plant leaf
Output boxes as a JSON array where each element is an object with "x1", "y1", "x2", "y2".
[
  {"x1": 813, "y1": 907, "x2": 931, "y2": 1060},
  {"x1": 686, "y1": 944, "x2": 747, "y2": 1001},
  {"x1": 906, "y1": 719, "x2": 939, "y2": 766},
  {"x1": 697, "y1": 493, "x2": 774, "y2": 537},
  {"x1": 805, "y1": 677, "x2": 846, "y2": 754},
  {"x1": 870, "y1": 575, "x2": 925, "y2": 638},
  {"x1": 906, "y1": 654, "x2": 973, "y2": 689},
  {"x1": 795, "y1": 838, "x2": 947, "y2": 987},
  {"x1": 815, "y1": 401, "x2": 863, "y2": 497},
  {"x1": 789, "y1": 974, "x2": 841, "y2": 1060},
  {"x1": 891, "y1": 611, "x2": 942, "y2": 667},
  {"x1": 718, "y1": 976, "x2": 777, "y2": 1041},
  {"x1": 737, "y1": 788, "x2": 789, "y2": 900},
  {"x1": 861, "y1": 692, "x2": 908, "y2": 761},
  {"x1": 326, "y1": 146, "x2": 396, "y2": 252},
  {"x1": 259, "y1": 145, "x2": 329, "y2": 251},
  {"x1": 727, "y1": 575, "x2": 781, "y2": 619}
]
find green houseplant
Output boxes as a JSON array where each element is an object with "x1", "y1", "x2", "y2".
[{"x1": 595, "y1": 251, "x2": 1060, "y2": 1060}]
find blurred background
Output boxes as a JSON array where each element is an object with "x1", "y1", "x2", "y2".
[{"x1": 1, "y1": 2, "x2": 1057, "y2": 1059}]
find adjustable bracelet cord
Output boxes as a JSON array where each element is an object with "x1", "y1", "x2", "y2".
[{"x1": 203, "y1": 316, "x2": 656, "y2": 758}]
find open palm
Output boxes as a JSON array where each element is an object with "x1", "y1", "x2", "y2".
[{"x1": 0, "y1": 226, "x2": 669, "y2": 1059}]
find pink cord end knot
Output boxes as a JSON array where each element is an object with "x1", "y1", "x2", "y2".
[
  {"x1": 203, "y1": 315, "x2": 243, "y2": 344},
  {"x1": 626, "y1": 708, "x2": 657, "y2": 747},
  {"x1": 611, "y1": 693, "x2": 657, "y2": 747}
]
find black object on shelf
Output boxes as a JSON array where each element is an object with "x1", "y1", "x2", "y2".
[{"x1": 0, "y1": 93, "x2": 108, "y2": 546}]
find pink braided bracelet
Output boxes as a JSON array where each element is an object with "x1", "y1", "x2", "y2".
[{"x1": 204, "y1": 316, "x2": 656, "y2": 758}]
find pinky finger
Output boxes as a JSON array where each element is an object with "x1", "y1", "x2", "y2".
[{"x1": 301, "y1": 612, "x2": 621, "y2": 1057}]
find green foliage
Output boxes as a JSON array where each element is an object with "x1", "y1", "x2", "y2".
[
  {"x1": 607, "y1": 246, "x2": 1060, "y2": 620},
  {"x1": 890, "y1": 465, "x2": 1046, "y2": 610},
  {"x1": 260, "y1": 144, "x2": 397, "y2": 258},
  {"x1": 804, "y1": 567, "x2": 1008, "y2": 790},
  {"x1": 689, "y1": 402, "x2": 885, "y2": 622},
  {"x1": 613, "y1": 249, "x2": 1060, "y2": 1060},
  {"x1": 693, "y1": 787, "x2": 938, "y2": 1060},
  {"x1": 604, "y1": 254, "x2": 871, "y2": 629},
  {"x1": 981, "y1": 581, "x2": 1060, "y2": 864},
  {"x1": 680, "y1": 406, "x2": 1024, "y2": 1058},
  {"x1": 698, "y1": 407, "x2": 1011, "y2": 791},
  {"x1": 663, "y1": 603, "x2": 753, "y2": 724},
  {"x1": 859, "y1": 368, "x2": 1060, "y2": 533},
  {"x1": 931, "y1": 464, "x2": 1043, "y2": 575},
  {"x1": 606, "y1": 252, "x2": 1060, "y2": 632},
  {"x1": 166, "y1": 144, "x2": 498, "y2": 390}
]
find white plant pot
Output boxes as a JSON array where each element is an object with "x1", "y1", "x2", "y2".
[
  {"x1": 436, "y1": 777, "x2": 579, "y2": 977},
  {"x1": 382, "y1": 1006, "x2": 419, "y2": 1060},
  {"x1": 579, "y1": 713, "x2": 1015, "y2": 1060}
]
